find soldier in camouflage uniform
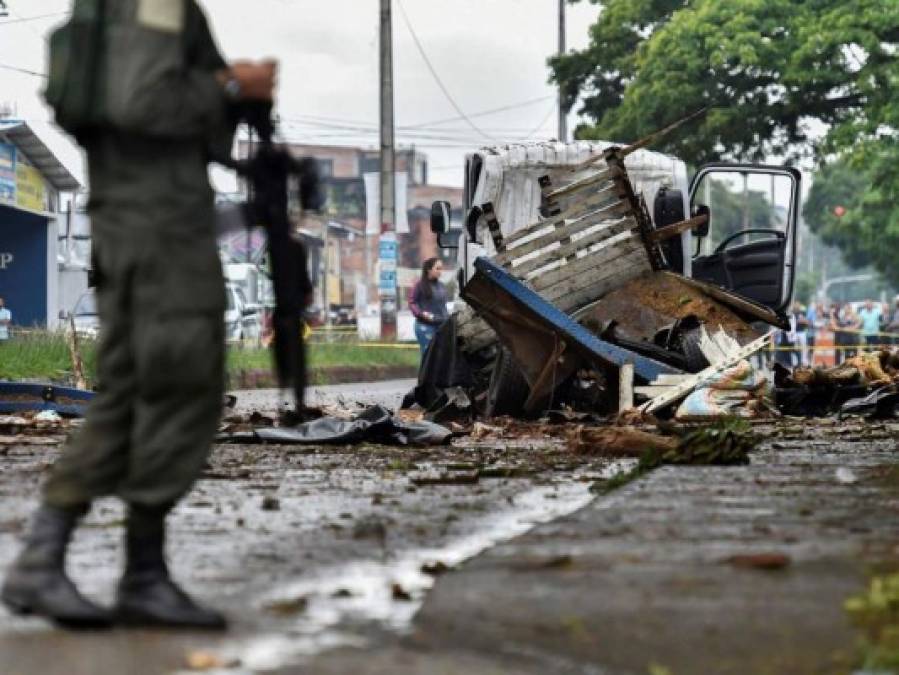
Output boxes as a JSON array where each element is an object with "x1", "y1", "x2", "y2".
[{"x1": 1, "y1": 0, "x2": 276, "y2": 629}]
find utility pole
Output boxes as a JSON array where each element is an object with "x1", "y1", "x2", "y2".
[
  {"x1": 557, "y1": 0, "x2": 568, "y2": 143},
  {"x1": 379, "y1": 0, "x2": 398, "y2": 339},
  {"x1": 323, "y1": 220, "x2": 331, "y2": 329}
]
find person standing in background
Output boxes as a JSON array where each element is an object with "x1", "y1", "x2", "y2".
[
  {"x1": 791, "y1": 301, "x2": 809, "y2": 366},
  {"x1": 409, "y1": 257, "x2": 449, "y2": 356},
  {"x1": 806, "y1": 302, "x2": 821, "y2": 364},
  {"x1": 0, "y1": 297, "x2": 11, "y2": 342},
  {"x1": 857, "y1": 299, "x2": 882, "y2": 350},
  {"x1": 886, "y1": 298, "x2": 899, "y2": 346},
  {"x1": 830, "y1": 302, "x2": 850, "y2": 364}
]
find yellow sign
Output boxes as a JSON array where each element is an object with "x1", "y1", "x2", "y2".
[{"x1": 16, "y1": 163, "x2": 46, "y2": 213}]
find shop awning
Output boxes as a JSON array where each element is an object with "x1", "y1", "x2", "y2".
[{"x1": 0, "y1": 120, "x2": 80, "y2": 192}]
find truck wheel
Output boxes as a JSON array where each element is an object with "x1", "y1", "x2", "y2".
[
  {"x1": 653, "y1": 187, "x2": 686, "y2": 274},
  {"x1": 485, "y1": 347, "x2": 530, "y2": 417},
  {"x1": 681, "y1": 328, "x2": 710, "y2": 372}
]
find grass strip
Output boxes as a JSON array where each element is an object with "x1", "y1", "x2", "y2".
[{"x1": 1, "y1": 332, "x2": 420, "y2": 385}]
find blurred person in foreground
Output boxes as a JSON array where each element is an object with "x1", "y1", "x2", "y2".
[
  {"x1": 409, "y1": 257, "x2": 449, "y2": 356},
  {"x1": 2, "y1": 0, "x2": 276, "y2": 631}
]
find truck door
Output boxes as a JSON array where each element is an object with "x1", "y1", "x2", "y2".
[{"x1": 689, "y1": 165, "x2": 801, "y2": 315}]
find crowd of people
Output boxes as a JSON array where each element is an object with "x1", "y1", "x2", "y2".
[{"x1": 774, "y1": 297, "x2": 899, "y2": 367}]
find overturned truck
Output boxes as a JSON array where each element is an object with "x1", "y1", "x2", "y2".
[{"x1": 416, "y1": 138, "x2": 801, "y2": 418}]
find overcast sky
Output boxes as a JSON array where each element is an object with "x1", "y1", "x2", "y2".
[{"x1": 0, "y1": 0, "x2": 600, "y2": 191}]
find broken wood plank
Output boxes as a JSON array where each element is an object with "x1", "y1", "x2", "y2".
[
  {"x1": 503, "y1": 186, "x2": 626, "y2": 249},
  {"x1": 483, "y1": 202, "x2": 506, "y2": 254},
  {"x1": 635, "y1": 385, "x2": 680, "y2": 398},
  {"x1": 533, "y1": 241, "x2": 649, "y2": 297},
  {"x1": 647, "y1": 213, "x2": 709, "y2": 244},
  {"x1": 640, "y1": 332, "x2": 773, "y2": 414},
  {"x1": 511, "y1": 218, "x2": 639, "y2": 278},
  {"x1": 0, "y1": 435, "x2": 63, "y2": 446},
  {"x1": 543, "y1": 167, "x2": 619, "y2": 202},
  {"x1": 619, "y1": 363, "x2": 634, "y2": 412},
  {"x1": 498, "y1": 209, "x2": 631, "y2": 266},
  {"x1": 456, "y1": 243, "x2": 651, "y2": 355},
  {"x1": 652, "y1": 374, "x2": 696, "y2": 385}
]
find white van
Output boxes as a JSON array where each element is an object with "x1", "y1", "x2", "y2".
[{"x1": 224, "y1": 283, "x2": 262, "y2": 343}]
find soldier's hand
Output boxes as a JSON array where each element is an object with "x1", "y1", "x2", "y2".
[{"x1": 230, "y1": 60, "x2": 278, "y2": 101}]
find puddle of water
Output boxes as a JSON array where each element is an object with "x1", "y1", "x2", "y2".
[{"x1": 200, "y1": 465, "x2": 627, "y2": 673}]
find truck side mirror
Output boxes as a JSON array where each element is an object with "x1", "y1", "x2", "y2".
[
  {"x1": 692, "y1": 204, "x2": 711, "y2": 238},
  {"x1": 431, "y1": 201, "x2": 451, "y2": 234}
]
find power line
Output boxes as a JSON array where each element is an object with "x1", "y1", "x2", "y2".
[
  {"x1": 395, "y1": 0, "x2": 495, "y2": 142},
  {"x1": 280, "y1": 95, "x2": 557, "y2": 134},
  {"x1": 0, "y1": 63, "x2": 47, "y2": 78},
  {"x1": 405, "y1": 95, "x2": 555, "y2": 129},
  {"x1": 0, "y1": 11, "x2": 69, "y2": 26},
  {"x1": 524, "y1": 103, "x2": 558, "y2": 141},
  {"x1": 280, "y1": 118, "x2": 552, "y2": 143}
]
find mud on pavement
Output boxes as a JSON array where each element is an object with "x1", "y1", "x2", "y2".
[
  {"x1": 0, "y1": 408, "x2": 622, "y2": 675},
  {"x1": 296, "y1": 417, "x2": 899, "y2": 675},
  {"x1": 3, "y1": 398, "x2": 899, "y2": 674}
]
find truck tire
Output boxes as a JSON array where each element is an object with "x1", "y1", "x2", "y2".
[
  {"x1": 653, "y1": 187, "x2": 686, "y2": 274},
  {"x1": 484, "y1": 347, "x2": 530, "y2": 418},
  {"x1": 681, "y1": 328, "x2": 710, "y2": 372}
]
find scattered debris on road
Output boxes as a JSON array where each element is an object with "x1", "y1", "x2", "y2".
[
  {"x1": 724, "y1": 553, "x2": 792, "y2": 571},
  {"x1": 567, "y1": 426, "x2": 678, "y2": 457},
  {"x1": 0, "y1": 383, "x2": 94, "y2": 417},
  {"x1": 411, "y1": 133, "x2": 795, "y2": 423},
  {"x1": 775, "y1": 349, "x2": 899, "y2": 417},
  {"x1": 220, "y1": 405, "x2": 454, "y2": 447}
]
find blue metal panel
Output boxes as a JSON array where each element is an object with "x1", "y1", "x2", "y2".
[
  {"x1": 0, "y1": 382, "x2": 94, "y2": 417},
  {"x1": 0, "y1": 205, "x2": 48, "y2": 327},
  {"x1": 471, "y1": 257, "x2": 682, "y2": 381}
]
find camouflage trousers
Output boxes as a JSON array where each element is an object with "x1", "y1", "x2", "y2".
[{"x1": 44, "y1": 212, "x2": 225, "y2": 510}]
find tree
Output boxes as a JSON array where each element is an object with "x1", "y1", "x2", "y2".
[
  {"x1": 550, "y1": 0, "x2": 683, "y2": 134},
  {"x1": 551, "y1": 0, "x2": 899, "y2": 282},
  {"x1": 552, "y1": 0, "x2": 898, "y2": 164},
  {"x1": 803, "y1": 157, "x2": 899, "y2": 288}
]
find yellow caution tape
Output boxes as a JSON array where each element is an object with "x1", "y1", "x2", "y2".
[
  {"x1": 354, "y1": 342, "x2": 419, "y2": 350},
  {"x1": 765, "y1": 344, "x2": 896, "y2": 352}
]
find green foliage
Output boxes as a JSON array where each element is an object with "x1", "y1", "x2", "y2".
[
  {"x1": 0, "y1": 331, "x2": 98, "y2": 383},
  {"x1": 592, "y1": 419, "x2": 758, "y2": 494},
  {"x1": 845, "y1": 573, "x2": 899, "y2": 669},
  {"x1": 804, "y1": 156, "x2": 899, "y2": 288},
  {"x1": 554, "y1": 0, "x2": 899, "y2": 163},
  {"x1": 552, "y1": 0, "x2": 899, "y2": 285},
  {"x1": 793, "y1": 272, "x2": 819, "y2": 306},
  {"x1": 0, "y1": 331, "x2": 418, "y2": 387},
  {"x1": 227, "y1": 343, "x2": 420, "y2": 372},
  {"x1": 645, "y1": 419, "x2": 757, "y2": 468}
]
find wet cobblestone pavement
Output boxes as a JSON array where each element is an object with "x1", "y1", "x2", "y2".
[
  {"x1": 0, "y1": 385, "x2": 610, "y2": 675},
  {"x1": 1, "y1": 411, "x2": 897, "y2": 674},
  {"x1": 298, "y1": 419, "x2": 899, "y2": 675}
]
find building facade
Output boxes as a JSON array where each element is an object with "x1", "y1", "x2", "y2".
[
  {"x1": 0, "y1": 121, "x2": 81, "y2": 330},
  {"x1": 234, "y1": 141, "x2": 463, "y2": 313}
]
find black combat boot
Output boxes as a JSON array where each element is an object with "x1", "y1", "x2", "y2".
[
  {"x1": 1, "y1": 504, "x2": 111, "y2": 629},
  {"x1": 114, "y1": 505, "x2": 226, "y2": 630}
]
